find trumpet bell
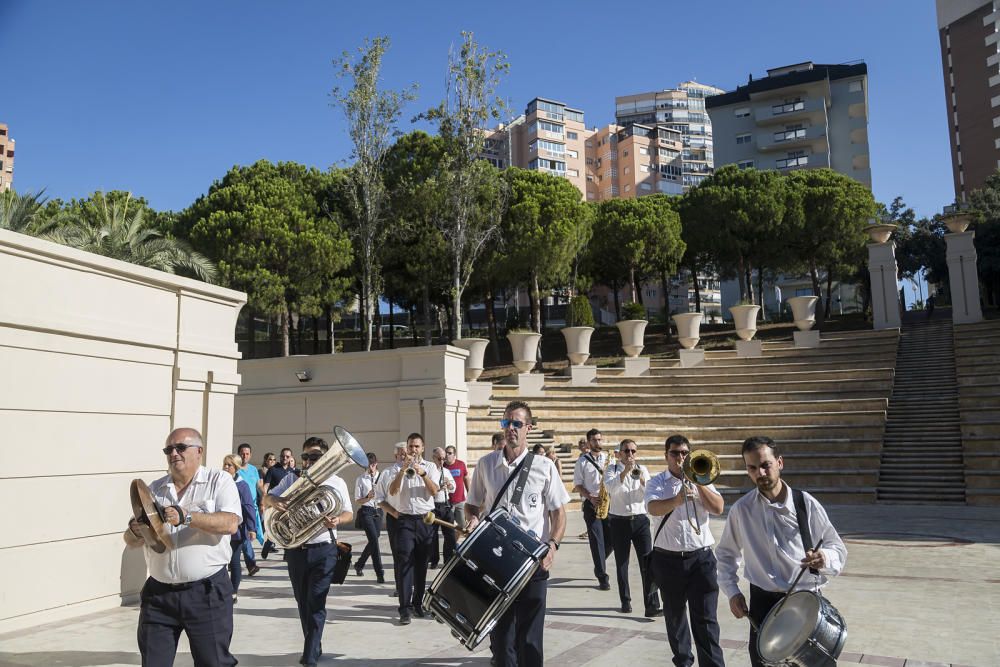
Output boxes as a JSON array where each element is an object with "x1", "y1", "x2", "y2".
[{"x1": 683, "y1": 449, "x2": 720, "y2": 486}]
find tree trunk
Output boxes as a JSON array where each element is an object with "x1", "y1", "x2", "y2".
[
  {"x1": 737, "y1": 256, "x2": 748, "y2": 303},
  {"x1": 325, "y1": 304, "x2": 334, "y2": 354},
  {"x1": 745, "y1": 262, "x2": 755, "y2": 305},
  {"x1": 453, "y1": 255, "x2": 463, "y2": 339},
  {"x1": 281, "y1": 308, "x2": 290, "y2": 357},
  {"x1": 445, "y1": 301, "x2": 454, "y2": 342},
  {"x1": 612, "y1": 278, "x2": 621, "y2": 321},
  {"x1": 528, "y1": 279, "x2": 539, "y2": 333},
  {"x1": 486, "y1": 284, "x2": 499, "y2": 363},
  {"x1": 757, "y1": 267, "x2": 765, "y2": 320},
  {"x1": 362, "y1": 276, "x2": 373, "y2": 352},
  {"x1": 690, "y1": 264, "x2": 702, "y2": 313},
  {"x1": 422, "y1": 284, "x2": 433, "y2": 346},
  {"x1": 312, "y1": 316, "x2": 319, "y2": 354},
  {"x1": 825, "y1": 266, "x2": 835, "y2": 319},
  {"x1": 533, "y1": 272, "x2": 543, "y2": 333},
  {"x1": 629, "y1": 266, "x2": 638, "y2": 303}
]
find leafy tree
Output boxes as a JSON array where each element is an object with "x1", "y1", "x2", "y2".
[
  {"x1": 331, "y1": 36, "x2": 417, "y2": 351},
  {"x1": 0, "y1": 189, "x2": 54, "y2": 236},
  {"x1": 499, "y1": 168, "x2": 593, "y2": 332},
  {"x1": 969, "y1": 170, "x2": 1000, "y2": 306},
  {"x1": 640, "y1": 194, "x2": 687, "y2": 320},
  {"x1": 677, "y1": 188, "x2": 721, "y2": 313},
  {"x1": 180, "y1": 160, "x2": 353, "y2": 356},
  {"x1": 419, "y1": 31, "x2": 510, "y2": 336}
]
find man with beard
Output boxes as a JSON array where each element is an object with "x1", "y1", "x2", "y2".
[
  {"x1": 573, "y1": 428, "x2": 612, "y2": 590},
  {"x1": 715, "y1": 436, "x2": 847, "y2": 667}
]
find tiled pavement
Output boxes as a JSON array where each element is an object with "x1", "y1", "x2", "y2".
[{"x1": 0, "y1": 504, "x2": 996, "y2": 666}]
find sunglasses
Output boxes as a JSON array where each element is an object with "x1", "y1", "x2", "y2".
[
  {"x1": 302, "y1": 451, "x2": 324, "y2": 462},
  {"x1": 163, "y1": 444, "x2": 200, "y2": 455},
  {"x1": 500, "y1": 419, "x2": 527, "y2": 429},
  {"x1": 621, "y1": 449, "x2": 637, "y2": 454},
  {"x1": 669, "y1": 450, "x2": 691, "y2": 457}
]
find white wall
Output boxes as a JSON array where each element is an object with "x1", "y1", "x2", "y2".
[
  {"x1": 0, "y1": 229, "x2": 246, "y2": 633},
  {"x1": 234, "y1": 346, "x2": 470, "y2": 468}
]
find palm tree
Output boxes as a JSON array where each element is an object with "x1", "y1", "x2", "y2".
[
  {"x1": 53, "y1": 192, "x2": 218, "y2": 283},
  {"x1": 0, "y1": 189, "x2": 55, "y2": 236}
]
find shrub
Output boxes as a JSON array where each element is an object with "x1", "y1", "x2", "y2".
[
  {"x1": 565, "y1": 295, "x2": 595, "y2": 328},
  {"x1": 620, "y1": 301, "x2": 647, "y2": 321}
]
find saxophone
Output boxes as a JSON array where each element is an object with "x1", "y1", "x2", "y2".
[{"x1": 594, "y1": 452, "x2": 612, "y2": 520}]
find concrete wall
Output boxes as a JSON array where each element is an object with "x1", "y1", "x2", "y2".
[
  {"x1": 234, "y1": 346, "x2": 470, "y2": 468},
  {"x1": 0, "y1": 229, "x2": 246, "y2": 633}
]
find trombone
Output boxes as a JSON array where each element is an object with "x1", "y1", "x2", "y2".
[{"x1": 680, "y1": 449, "x2": 720, "y2": 535}]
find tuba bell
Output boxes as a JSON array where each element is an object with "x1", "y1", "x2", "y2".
[
  {"x1": 680, "y1": 449, "x2": 720, "y2": 535},
  {"x1": 263, "y1": 426, "x2": 369, "y2": 549}
]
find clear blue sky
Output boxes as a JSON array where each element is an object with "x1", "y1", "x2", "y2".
[{"x1": 2, "y1": 0, "x2": 951, "y2": 220}]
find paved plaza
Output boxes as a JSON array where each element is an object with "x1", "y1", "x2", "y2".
[{"x1": 1, "y1": 504, "x2": 996, "y2": 667}]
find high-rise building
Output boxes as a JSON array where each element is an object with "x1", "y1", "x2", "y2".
[
  {"x1": 585, "y1": 123, "x2": 684, "y2": 200},
  {"x1": 706, "y1": 62, "x2": 871, "y2": 188},
  {"x1": 0, "y1": 123, "x2": 14, "y2": 192},
  {"x1": 936, "y1": 0, "x2": 1000, "y2": 201},
  {"x1": 615, "y1": 80, "x2": 725, "y2": 190}
]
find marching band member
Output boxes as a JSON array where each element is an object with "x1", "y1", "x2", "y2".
[
  {"x1": 465, "y1": 400, "x2": 569, "y2": 667},
  {"x1": 604, "y1": 438, "x2": 660, "y2": 616},
  {"x1": 262, "y1": 436, "x2": 352, "y2": 667},
  {"x1": 428, "y1": 446, "x2": 457, "y2": 568},
  {"x1": 353, "y1": 452, "x2": 385, "y2": 582},
  {"x1": 386, "y1": 432, "x2": 440, "y2": 625},
  {"x1": 573, "y1": 428, "x2": 612, "y2": 590},
  {"x1": 124, "y1": 428, "x2": 241, "y2": 667},
  {"x1": 715, "y1": 436, "x2": 847, "y2": 667},
  {"x1": 376, "y1": 442, "x2": 407, "y2": 598},
  {"x1": 646, "y1": 434, "x2": 726, "y2": 667}
]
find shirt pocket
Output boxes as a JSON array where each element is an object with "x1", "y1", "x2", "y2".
[{"x1": 195, "y1": 499, "x2": 216, "y2": 514}]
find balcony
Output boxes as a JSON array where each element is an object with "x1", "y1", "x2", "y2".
[
  {"x1": 772, "y1": 152, "x2": 829, "y2": 170},
  {"x1": 754, "y1": 96, "x2": 826, "y2": 126},
  {"x1": 757, "y1": 124, "x2": 828, "y2": 152}
]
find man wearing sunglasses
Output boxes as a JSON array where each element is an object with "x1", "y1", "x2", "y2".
[
  {"x1": 262, "y1": 436, "x2": 352, "y2": 667},
  {"x1": 123, "y1": 427, "x2": 242, "y2": 667},
  {"x1": 466, "y1": 400, "x2": 570, "y2": 667}
]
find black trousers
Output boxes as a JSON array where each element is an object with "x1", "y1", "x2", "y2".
[
  {"x1": 285, "y1": 542, "x2": 337, "y2": 665},
  {"x1": 582, "y1": 499, "x2": 612, "y2": 584},
  {"x1": 395, "y1": 514, "x2": 433, "y2": 615},
  {"x1": 490, "y1": 568, "x2": 549, "y2": 667},
  {"x1": 650, "y1": 548, "x2": 725, "y2": 667},
  {"x1": 386, "y1": 513, "x2": 400, "y2": 595},
  {"x1": 609, "y1": 514, "x2": 659, "y2": 612},
  {"x1": 355, "y1": 506, "x2": 384, "y2": 575},
  {"x1": 749, "y1": 584, "x2": 786, "y2": 667},
  {"x1": 429, "y1": 502, "x2": 457, "y2": 566},
  {"x1": 137, "y1": 567, "x2": 236, "y2": 667}
]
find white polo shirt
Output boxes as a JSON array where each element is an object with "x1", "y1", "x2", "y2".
[
  {"x1": 432, "y1": 464, "x2": 456, "y2": 503},
  {"x1": 467, "y1": 448, "x2": 570, "y2": 542},
  {"x1": 269, "y1": 471, "x2": 350, "y2": 545},
  {"x1": 645, "y1": 471, "x2": 718, "y2": 552},
  {"x1": 375, "y1": 465, "x2": 399, "y2": 512},
  {"x1": 144, "y1": 467, "x2": 241, "y2": 584},
  {"x1": 387, "y1": 459, "x2": 439, "y2": 515},
  {"x1": 355, "y1": 471, "x2": 382, "y2": 509},
  {"x1": 573, "y1": 451, "x2": 608, "y2": 496},
  {"x1": 604, "y1": 462, "x2": 650, "y2": 516}
]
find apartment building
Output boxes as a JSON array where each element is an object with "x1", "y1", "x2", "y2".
[
  {"x1": 706, "y1": 62, "x2": 871, "y2": 188},
  {"x1": 0, "y1": 123, "x2": 14, "y2": 192},
  {"x1": 615, "y1": 80, "x2": 725, "y2": 191},
  {"x1": 585, "y1": 122, "x2": 684, "y2": 200},
  {"x1": 937, "y1": 0, "x2": 1000, "y2": 201}
]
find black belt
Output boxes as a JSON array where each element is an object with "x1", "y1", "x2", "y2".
[
  {"x1": 151, "y1": 566, "x2": 227, "y2": 591},
  {"x1": 398, "y1": 513, "x2": 427, "y2": 520},
  {"x1": 609, "y1": 513, "x2": 648, "y2": 521},
  {"x1": 290, "y1": 540, "x2": 334, "y2": 551},
  {"x1": 654, "y1": 546, "x2": 711, "y2": 558}
]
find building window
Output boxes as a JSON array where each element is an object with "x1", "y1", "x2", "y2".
[
  {"x1": 533, "y1": 139, "x2": 565, "y2": 155},
  {"x1": 772, "y1": 98, "x2": 805, "y2": 115},
  {"x1": 738, "y1": 160, "x2": 754, "y2": 169},
  {"x1": 567, "y1": 169, "x2": 579, "y2": 177},
  {"x1": 776, "y1": 152, "x2": 808, "y2": 169},
  {"x1": 734, "y1": 107, "x2": 750, "y2": 118},
  {"x1": 639, "y1": 146, "x2": 649, "y2": 155},
  {"x1": 567, "y1": 131, "x2": 579, "y2": 140},
  {"x1": 736, "y1": 133, "x2": 752, "y2": 145},
  {"x1": 640, "y1": 183, "x2": 652, "y2": 191},
  {"x1": 624, "y1": 184, "x2": 631, "y2": 192},
  {"x1": 849, "y1": 80, "x2": 862, "y2": 93},
  {"x1": 624, "y1": 166, "x2": 631, "y2": 175},
  {"x1": 774, "y1": 126, "x2": 805, "y2": 142},
  {"x1": 566, "y1": 149, "x2": 578, "y2": 158}
]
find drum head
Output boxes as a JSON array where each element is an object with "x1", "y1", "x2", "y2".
[
  {"x1": 758, "y1": 591, "x2": 821, "y2": 661},
  {"x1": 333, "y1": 426, "x2": 370, "y2": 469},
  {"x1": 129, "y1": 479, "x2": 171, "y2": 554}
]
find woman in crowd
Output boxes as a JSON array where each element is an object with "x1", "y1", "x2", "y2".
[{"x1": 223, "y1": 453, "x2": 258, "y2": 603}]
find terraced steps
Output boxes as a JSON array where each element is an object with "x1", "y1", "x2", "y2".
[{"x1": 954, "y1": 318, "x2": 1000, "y2": 505}]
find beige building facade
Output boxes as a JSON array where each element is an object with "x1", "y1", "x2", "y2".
[{"x1": 0, "y1": 123, "x2": 14, "y2": 192}]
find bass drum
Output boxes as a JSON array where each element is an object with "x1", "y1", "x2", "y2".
[
  {"x1": 423, "y1": 507, "x2": 549, "y2": 650},
  {"x1": 757, "y1": 590, "x2": 847, "y2": 666}
]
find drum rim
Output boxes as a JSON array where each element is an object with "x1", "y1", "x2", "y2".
[{"x1": 757, "y1": 590, "x2": 823, "y2": 661}]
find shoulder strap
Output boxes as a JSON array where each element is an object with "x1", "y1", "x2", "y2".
[
  {"x1": 584, "y1": 453, "x2": 602, "y2": 473},
  {"x1": 489, "y1": 453, "x2": 535, "y2": 514},
  {"x1": 792, "y1": 488, "x2": 818, "y2": 575},
  {"x1": 652, "y1": 510, "x2": 672, "y2": 543}
]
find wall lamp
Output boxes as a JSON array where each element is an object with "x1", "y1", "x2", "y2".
[{"x1": 295, "y1": 370, "x2": 312, "y2": 383}]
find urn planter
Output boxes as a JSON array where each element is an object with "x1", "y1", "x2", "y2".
[
  {"x1": 672, "y1": 312, "x2": 703, "y2": 350},
  {"x1": 561, "y1": 326, "x2": 595, "y2": 365},
  {"x1": 729, "y1": 305, "x2": 761, "y2": 341},
  {"x1": 452, "y1": 338, "x2": 489, "y2": 381},
  {"x1": 507, "y1": 331, "x2": 542, "y2": 373},
  {"x1": 866, "y1": 223, "x2": 897, "y2": 244},
  {"x1": 615, "y1": 320, "x2": 648, "y2": 358},
  {"x1": 787, "y1": 296, "x2": 819, "y2": 331},
  {"x1": 944, "y1": 213, "x2": 971, "y2": 234}
]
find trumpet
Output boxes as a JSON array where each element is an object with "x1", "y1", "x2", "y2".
[
  {"x1": 630, "y1": 465, "x2": 642, "y2": 479},
  {"x1": 422, "y1": 511, "x2": 468, "y2": 535},
  {"x1": 405, "y1": 466, "x2": 416, "y2": 478},
  {"x1": 680, "y1": 449, "x2": 720, "y2": 536}
]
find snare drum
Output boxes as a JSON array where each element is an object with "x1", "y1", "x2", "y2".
[
  {"x1": 423, "y1": 507, "x2": 549, "y2": 650},
  {"x1": 757, "y1": 590, "x2": 847, "y2": 667}
]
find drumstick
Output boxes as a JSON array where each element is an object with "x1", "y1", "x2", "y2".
[{"x1": 771, "y1": 538, "x2": 825, "y2": 620}]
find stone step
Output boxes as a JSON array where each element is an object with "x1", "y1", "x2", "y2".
[
  {"x1": 533, "y1": 387, "x2": 894, "y2": 402},
  {"x1": 500, "y1": 378, "x2": 897, "y2": 395},
  {"x1": 496, "y1": 399, "x2": 889, "y2": 418},
  {"x1": 470, "y1": 411, "x2": 885, "y2": 431}
]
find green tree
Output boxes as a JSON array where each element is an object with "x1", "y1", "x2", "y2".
[
  {"x1": 638, "y1": 194, "x2": 686, "y2": 318},
  {"x1": 969, "y1": 171, "x2": 1000, "y2": 306},
  {"x1": 0, "y1": 189, "x2": 54, "y2": 236},
  {"x1": 180, "y1": 160, "x2": 353, "y2": 356},
  {"x1": 677, "y1": 188, "x2": 720, "y2": 313},
  {"x1": 331, "y1": 36, "x2": 417, "y2": 351}
]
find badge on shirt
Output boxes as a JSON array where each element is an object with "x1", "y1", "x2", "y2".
[{"x1": 528, "y1": 492, "x2": 539, "y2": 509}]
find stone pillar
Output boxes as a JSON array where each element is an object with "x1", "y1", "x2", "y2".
[
  {"x1": 868, "y1": 241, "x2": 902, "y2": 330},
  {"x1": 946, "y1": 231, "x2": 984, "y2": 325}
]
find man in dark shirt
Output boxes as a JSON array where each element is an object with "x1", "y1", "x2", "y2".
[{"x1": 261, "y1": 447, "x2": 297, "y2": 559}]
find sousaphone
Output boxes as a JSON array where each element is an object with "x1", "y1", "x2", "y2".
[{"x1": 130, "y1": 479, "x2": 172, "y2": 553}]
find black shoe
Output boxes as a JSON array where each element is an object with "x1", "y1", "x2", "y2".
[
  {"x1": 261, "y1": 541, "x2": 274, "y2": 560},
  {"x1": 377, "y1": 573, "x2": 386, "y2": 584},
  {"x1": 247, "y1": 563, "x2": 260, "y2": 577},
  {"x1": 644, "y1": 607, "x2": 663, "y2": 618},
  {"x1": 598, "y1": 580, "x2": 611, "y2": 591},
  {"x1": 390, "y1": 589, "x2": 398, "y2": 597},
  {"x1": 399, "y1": 613, "x2": 412, "y2": 625},
  {"x1": 354, "y1": 564, "x2": 363, "y2": 577},
  {"x1": 413, "y1": 607, "x2": 426, "y2": 618},
  {"x1": 620, "y1": 603, "x2": 632, "y2": 614}
]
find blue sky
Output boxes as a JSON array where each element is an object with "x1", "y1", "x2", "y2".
[{"x1": 2, "y1": 0, "x2": 950, "y2": 220}]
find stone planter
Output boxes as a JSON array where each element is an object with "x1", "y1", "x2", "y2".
[
  {"x1": 507, "y1": 331, "x2": 542, "y2": 373},
  {"x1": 729, "y1": 305, "x2": 761, "y2": 341},
  {"x1": 561, "y1": 326, "x2": 594, "y2": 366},
  {"x1": 452, "y1": 338, "x2": 489, "y2": 381},
  {"x1": 615, "y1": 320, "x2": 648, "y2": 358},
  {"x1": 787, "y1": 296, "x2": 819, "y2": 331},
  {"x1": 866, "y1": 223, "x2": 897, "y2": 244},
  {"x1": 944, "y1": 213, "x2": 971, "y2": 234},
  {"x1": 672, "y1": 312, "x2": 703, "y2": 350}
]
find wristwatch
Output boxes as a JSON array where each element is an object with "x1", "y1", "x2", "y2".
[
  {"x1": 548, "y1": 539, "x2": 560, "y2": 551},
  {"x1": 182, "y1": 510, "x2": 193, "y2": 527}
]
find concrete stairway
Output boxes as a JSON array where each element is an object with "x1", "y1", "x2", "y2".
[
  {"x1": 954, "y1": 319, "x2": 1000, "y2": 505},
  {"x1": 468, "y1": 328, "x2": 899, "y2": 505},
  {"x1": 876, "y1": 318, "x2": 964, "y2": 504}
]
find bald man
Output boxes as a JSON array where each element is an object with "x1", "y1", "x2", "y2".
[{"x1": 124, "y1": 427, "x2": 242, "y2": 667}]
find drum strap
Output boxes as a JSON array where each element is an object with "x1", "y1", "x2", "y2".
[
  {"x1": 792, "y1": 488, "x2": 819, "y2": 575},
  {"x1": 490, "y1": 453, "x2": 535, "y2": 514}
]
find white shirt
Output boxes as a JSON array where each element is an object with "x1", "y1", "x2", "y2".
[
  {"x1": 715, "y1": 485, "x2": 848, "y2": 599},
  {"x1": 145, "y1": 467, "x2": 241, "y2": 584},
  {"x1": 432, "y1": 464, "x2": 456, "y2": 503},
  {"x1": 375, "y1": 464, "x2": 399, "y2": 511},
  {"x1": 467, "y1": 448, "x2": 570, "y2": 542},
  {"x1": 355, "y1": 471, "x2": 382, "y2": 509},
  {"x1": 573, "y1": 451, "x2": 608, "y2": 496},
  {"x1": 645, "y1": 471, "x2": 718, "y2": 551},
  {"x1": 269, "y1": 471, "x2": 350, "y2": 545},
  {"x1": 387, "y1": 459, "x2": 439, "y2": 515},
  {"x1": 604, "y1": 462, "x2": 650, "y2": 516}
]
